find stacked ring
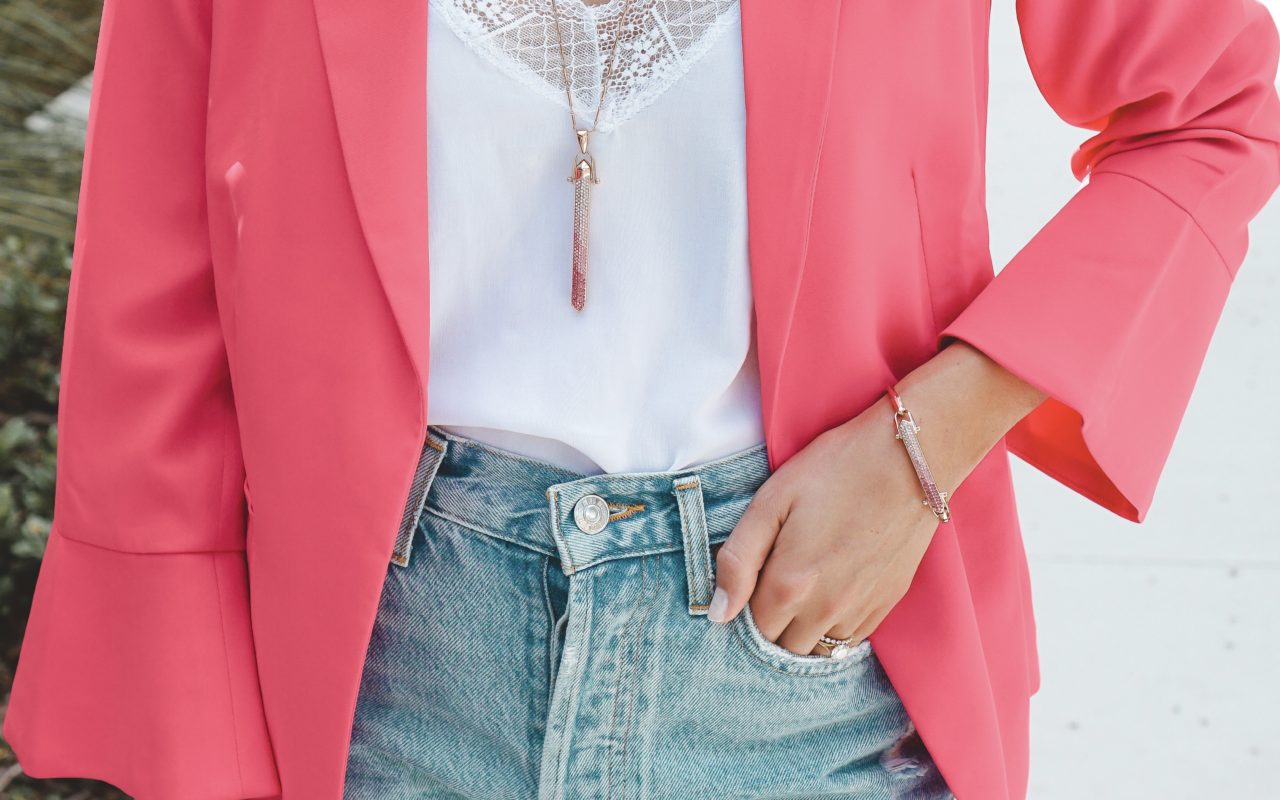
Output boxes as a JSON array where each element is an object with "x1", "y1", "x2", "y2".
[{"x1": 816, "y1": 632, "x2": 861, "y2": 659}]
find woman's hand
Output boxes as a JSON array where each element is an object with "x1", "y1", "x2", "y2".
[{"x1": 707, "y1": 340, "x2": 1048, "y2": 656}]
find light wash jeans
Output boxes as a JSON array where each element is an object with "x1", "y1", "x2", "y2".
[{"x1": 343, "y1": 425, "x2": 955, "y2": 800}]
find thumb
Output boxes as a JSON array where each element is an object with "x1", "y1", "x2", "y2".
[{"x1": 708, "y1": 488, "x2": 786, "y2": 623}]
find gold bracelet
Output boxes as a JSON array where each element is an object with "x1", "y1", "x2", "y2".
[{"x1": 886, "y1": 384, "x2": 952, "y2": 522}]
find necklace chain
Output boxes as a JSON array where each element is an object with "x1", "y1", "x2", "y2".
[
  {"x1": 548, "y1": 0, "x2": 635, "y2": 311},
  {"x1": 549, "y1": 0, "x2": 636, "y2": 132}
]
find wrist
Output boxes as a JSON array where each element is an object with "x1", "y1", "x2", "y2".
[
  {"x1": 889, "y1": 341, "x2": 1045, "y2": 496},
  {"x1": 885, "y1": 383, "x2": 953, "y2": 521}
]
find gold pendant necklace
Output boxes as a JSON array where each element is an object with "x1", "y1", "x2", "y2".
[{"x1": 549, "y1": 0, "x2": 635, "y2": 311}]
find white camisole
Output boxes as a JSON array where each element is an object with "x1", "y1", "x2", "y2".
[{"x1": 425, "y1": 0, "x2": 764, "y2": 475}]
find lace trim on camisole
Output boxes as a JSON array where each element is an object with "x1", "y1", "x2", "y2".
[{"x1": 429, "y1": 0, "x2": 740, "y2": 132}]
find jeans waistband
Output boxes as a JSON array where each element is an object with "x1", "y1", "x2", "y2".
[{"x1": 395, "y1": 424, "x2": 772, "y2": 615}]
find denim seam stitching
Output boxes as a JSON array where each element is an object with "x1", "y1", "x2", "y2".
[
  {"x1": 605, "y1": 553, "x2": 660, "y2": 800},
  {"x1": 607, "y1": 502, "x2": 646, "y2": 521},
  {"x1": 732, "y1": 605, "x2": 868, "y2": 677},
  {"x1": 673, "y1": 477, "x2": 710, "y2": 613},
  {"x1": 625, "y1": 556, "x2": 666, "y2": 799},
  {"x1": 603, "y1": 555, "x2": 644, "y2": 800},
  {"x1": 420, "y1": 504, "x2": 558, "y2": 559},
  {"x1": 546, "y1": 488, "x2": 577, "y2": 574},
  {"x1": 431, "y1": 427, "x2": 589, "y2": 477},
  {"x1": 569, "y1": 542, "x2": 709, "y2": 573},
  {"x1": 541, "y1": 555, "x2": 557, "y2": 716},
  {"x1": 421, "y1": 501, "x2": 735, "y2": 573},
  {"x1": 622, "y1": 555, "x2": 664, "y2": 800}
]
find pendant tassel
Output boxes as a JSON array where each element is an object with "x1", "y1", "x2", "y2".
[{"x1": 568, "y1": 129, "x2": 598, "y2": 311}]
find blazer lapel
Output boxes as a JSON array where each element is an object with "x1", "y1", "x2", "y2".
[
  {"x1": 311, "y1": 0, "x2": 845, "y2": 447},
  {"x1": 312, "y1": 0, "x2": 432, "y2": 385},
  {"x1": 739, "y1": 0, "x2": 844, "y2": 461}
]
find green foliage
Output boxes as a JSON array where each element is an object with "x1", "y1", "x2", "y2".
[
  {"x1": 0, "y1": 1, "x2": 137, "y2": 796},
  {"x1": 0, "y1": 236, "x2": 117, "y2": 800},
  {"x1": 1, "y1": 233, "x2": 66, "y2": 616}
]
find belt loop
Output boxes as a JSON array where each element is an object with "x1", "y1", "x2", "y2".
[
  {"x1": 390, "y1": 431, "x2": 448, "y2": 568},
  {"x1": 673, "y1": 475, "x2": 714, "y2": 616}
]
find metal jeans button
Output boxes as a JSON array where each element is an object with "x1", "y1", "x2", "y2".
[{"x1": 573, "y1": 494, "x2": 610, "y2": 534}]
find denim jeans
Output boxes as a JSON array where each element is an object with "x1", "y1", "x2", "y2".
[{"x1": 343, "y1": 425, "x2": 955, "y2": 800}]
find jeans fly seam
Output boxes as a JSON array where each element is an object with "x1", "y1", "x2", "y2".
[
  {"x1": 546, "y1": 488, "x2": 577, "y2": 574},
  {"x1": 604, "y1": 556, "x2": 646, "y2": 800},
  {"x1": 625, "y1": 554, "x2": 666, "y2": 800},
  {"x1": 550, "y1": 580, "x2": 593, "y2": 796},
  {"x1": 605, "y1": 554, "x2": 659, "y2": 800},
  {"x1": 604, "y1": 555, "x2": 645, "y2": 798},
  {"x1": 542, "y1": 555, "x2": 556, "y2": 715}
]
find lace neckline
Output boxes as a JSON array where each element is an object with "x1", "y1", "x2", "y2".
[
  {"x1": 430, "y1": 0, "x2": 740, "y2": 133},
  {"x1": 558, "y1": 0, "x2": 630, "y2": 18}
]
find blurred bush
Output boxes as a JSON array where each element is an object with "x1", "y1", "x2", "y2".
[{"x1": 1, "y1": 0, "x2": 130, "y2": 796}]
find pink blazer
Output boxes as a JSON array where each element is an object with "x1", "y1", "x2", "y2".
[{"x1": 6, "y1": 0, "x2": 1280, "y2": 797}]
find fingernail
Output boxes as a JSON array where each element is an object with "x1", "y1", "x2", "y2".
[{"x1": 708, "y1": 585, "x2": 728, "y2": 623}]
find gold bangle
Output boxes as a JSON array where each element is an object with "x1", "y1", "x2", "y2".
[{"x1": 886, "y1": 384, "x2": 952, "y2": 522}]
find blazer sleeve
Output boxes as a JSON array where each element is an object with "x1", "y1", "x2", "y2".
[
  {"x1": 1, "y1": 0, "x2": 282, "y2": 797},
  {"x1": 937, "y1": 0, "x2": 1280, "y2": 522}
]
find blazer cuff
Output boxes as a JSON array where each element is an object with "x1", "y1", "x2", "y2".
[
  {"x1": 3, "y1": 526, "x2": 281, "y2": 800},
  {"x1": 936, "y1": 171, "x2": 1234, "y2": 522}
]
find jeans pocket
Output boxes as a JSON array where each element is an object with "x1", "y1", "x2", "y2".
[{"x1": 729, "y1": 598, "x2": 875, "y2": 678}]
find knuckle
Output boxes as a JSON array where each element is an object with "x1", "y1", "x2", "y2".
[
  {"x1": 814, "y1": 595, "x2": 846, "y2": 622},
  {"x1": 768, "y1": 572, "x2": 810, "y2": 605},
  {"x1": 715, "y1": 541, "x2": 748, "y2": 574},
  {"x1": 746, "y1": 484, "x2": 785, "y2": 520}
]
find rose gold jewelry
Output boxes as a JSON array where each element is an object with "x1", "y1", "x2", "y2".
[
  {"x1": 816, "y1": 632, "x2": 862, "y2": 659},
  {"x1": 886, "y1": 384, "x2": 952, "y2": 522},
  {"x1": 549, "y1": 0, "x2": 635, "y2": 311}
]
